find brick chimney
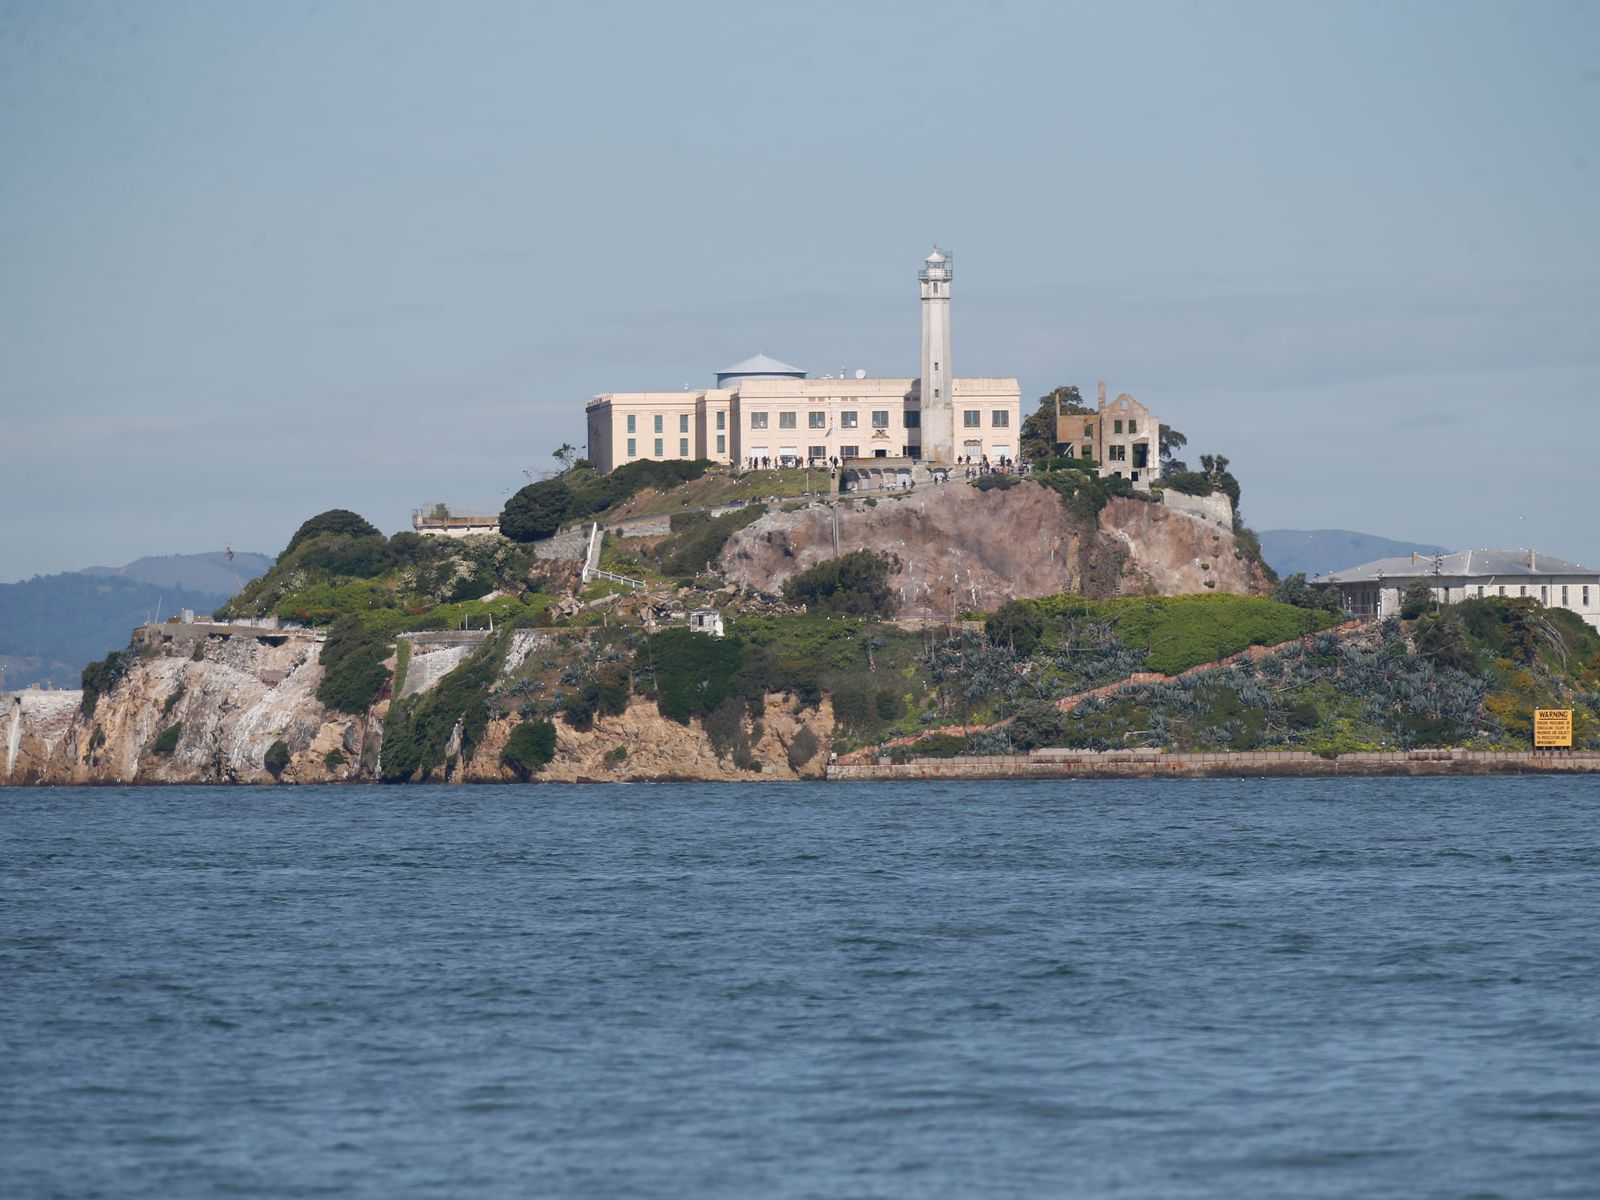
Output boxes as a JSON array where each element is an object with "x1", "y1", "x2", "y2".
[{"x1": 1528, "y1": 549, "x2": 1536, "y2": 570}]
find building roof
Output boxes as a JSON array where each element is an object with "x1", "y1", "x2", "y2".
[
  {"x1": 716, "y1": 352, "x2": 805, "y2": 378},
  {"x1": 1315, "y1": 549, "x2": 1598, "y2": 584}
]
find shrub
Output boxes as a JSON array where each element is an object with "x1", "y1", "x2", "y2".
[
  {"x1": 782, "y1": 550, "x2": 900, "y2": 617},
  {"x1": 284, "y1": 509, "x2": 382, "y2": 555},
  {"x1": 323, "y1": 748, "x2": 348, "y2": 769},
  {"x1": 651, "y1": 627, "x2": 743, "y2": 724},
  {"x1": 502, "y1": 720, "x2": 557, "y2": 778},
  {"x1": 381, "y1": 638, "x2": 502, "y2": 781},
  {"x1": 161, "y1": 684, "x2": 185, "y2": 717},
  {"x1": 264, "y1": 738, "x2": 290, "y2": 776},
  {"x1": 500, "y1": 478, "x2": 577, "y2": 543},
  {"x1": 986, "y1": 599, "x2": 1046, "y2": 654},
  {"x1": 786, "y1": 726, "x2": 820, "y2": 770},
  {"x1": 656, "y1": 507, "x2": 764, "y2": 577},
  {"x1": 152, "y1": 723, "x2": 182, "y2": 755},
  {"x1": 81, "y1": 649, "x2": 132, "y2": 717},
  {"x1": 603, "y1": 745, "x2": 628, "y2": 766},
  {"x1": 316, "y1": 615, "x2": 392, "y2": 713}
]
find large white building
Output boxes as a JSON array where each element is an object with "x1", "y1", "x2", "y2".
[
  {"x1": 1315, "y1": 549, "x2": 1600, "y2": 629},
  {"x1": 585, "y1": 249, "x2": 1021, "y2": 473}
]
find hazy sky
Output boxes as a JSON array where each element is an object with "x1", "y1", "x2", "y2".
[{"x1": 2, "y1": 0, "x2": 1597, "y2": 580}]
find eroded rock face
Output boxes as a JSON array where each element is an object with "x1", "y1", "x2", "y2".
[
  {"x1": 718, "y1": 482, "x2": 1268, "y2": 618},
  {"x1": 2, "y1": 636, "x2": 832, "y2": 786}
]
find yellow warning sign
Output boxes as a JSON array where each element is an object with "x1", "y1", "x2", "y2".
[{"x1": 1533, "y1": 709, "x2": 1572, "y2": 748}]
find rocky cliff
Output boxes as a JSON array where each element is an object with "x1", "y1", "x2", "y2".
[
  {"x1": 718, "y1": 482, "x2": 1268, "y2": 617},
  {"x1": 1, "y1": 630, "x2": 830, "y2": 787}
]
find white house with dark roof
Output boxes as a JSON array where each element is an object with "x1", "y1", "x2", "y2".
[
  {"x1": 583, "y1": 248, "x2": 1020, "y2": 473},
  {"x1": 1314, "y1": 549, "x2": 1600, "y2": 629}
]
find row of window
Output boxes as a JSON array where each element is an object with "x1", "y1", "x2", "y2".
[
  {"x1": 624, "y1": 412, "x2": 728, "y2": 434},
  {"x1": 625, "y1": 435, "x2": 728, "y2": 458}
]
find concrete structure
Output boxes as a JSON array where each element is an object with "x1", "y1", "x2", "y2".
[
  {"x1": 1315, "y1": 549, "x2": 1600, "y2": 628},
  {"x1": 412, "y1": 504, "x2": 501, "y2": 538},
  {"x1": 688, "y1": 609, "x2": 725, "y2": 638},
  {"x1": 585, "y1": 248, "x2": 1020, "y2": 473},
  {"x1": 1056, "y1": 382, "x2": 1163, "y2": 490}
]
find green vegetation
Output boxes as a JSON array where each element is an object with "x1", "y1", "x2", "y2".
[
  {"x1": 648, "y1": 626, "x2": 744, "y2": 724},
  {"x1": 782, "y1": 550, "x2": 900, "y2": 617},
  {"x1": 381, "y1": 634, "x2": 505, "y2": 782},
  {"x1": 654, "y1": 507, "x2": 765, "y2": 577},
  {"x1": 324, "y1": 747, "x2": 348, "y2": 770},
  {"x1": 284, "y1": 509, "x2": 382, "y2": 555},
  {"x1": 499, "y1": 460, "x2": 714, "y2": 543},
  {"x1": 1016, "y1": 593, "x2": 1339, "y2": 675},
  {"x1": 501, "y1": 720, "x2": 557, "y2": 778},
  {"x1": 315, "y1": 615, "x2": 393, "y2": 713},
  {"x1": 152, "y1": 723, "x2": 182, "y2": 755},
  {"x1": 264, "y1": 739, "x2": 290, "y2": 776},
  {"x1": 81, "y1": 648, "x2": 134, "y2": 717},
  {"x1": 161, "y1": 683, "x2": 185, "y2": 717}
]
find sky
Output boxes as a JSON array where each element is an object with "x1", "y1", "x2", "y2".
[{"x1": 2, "y1": 0, "x2": 1597, "y2": 580}]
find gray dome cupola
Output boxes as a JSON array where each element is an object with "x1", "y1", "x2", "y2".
[{"x1": 715, "y1": 352, "x2": 807, "y2": 390}]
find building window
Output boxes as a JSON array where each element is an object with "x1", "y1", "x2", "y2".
[
  {"x1": 1520, "y1": 585, "x2": 1526, "y2": 597},
  {"x1": 809, "y1": 412, "x2": 826, "y2": 429},
  {"x1": 1499, "y1": 586, "x2": 1506, "y2": 597},
  {"x1": 680, "y1": 437, "x2": 689, "y2": 456},
  {"x1": 933, "y1": 361, "x2": 938, "y2": 371},
  {"x1": 841, "y1": 411, "x2": 858, "y2": 429},
  {"x1": 1562, "y1": 585, "x2": 1568, "y2": 605},
  {"x1": 992, "y1": 410, "x2": 1009, "y2": 428},
  {"x1": 1477, "y1": 585, "x2": 1484, "y2": 598},
  {"x1": 653, "y1": 415, "x2": 663, "y2": 434},
  {"x1": 1585, "y1": 586, "x2": 1591, "y2": 605},
  {"x1": 808, "y1": 445, "x2": 826, "y2": 460},
  {"x1": 654, "y1": 438, "x2": 663, "y2": 457},
  {"x1": 779, "y1": 411, "x2": 797, "y2": 429},
  {"x1": 750, "y1": 412, "x2": 768, "y2": 429},
  {"x1": 1108, "y1": 445, "x2": 1127, "y2": 461},
  {"x1": 1064, "y1": 445, "x2": 1075, "y2": 458},
  {"x1": 1114, "y1": 419, "x2": 1123, "y2": 434},
  {"x1": 626, "y1": 414, "x2": 636, "y2": 434},
  {"x1": 933, "y1": 388, "x2": 939, "y2": 398},
  {"x1": 963, "y1": 410, "x2": 981, "y2": 428},
  {"x1": 675, "y1": 414, "x2": 686, "y2": 433},
  {"x1": 716, "y1": 411, "x2": 726, "y2": 431},
  {"x1": 904, "y1": 411, "x2": 920, "y2": 428},
  {"x1": 716, "y1": 434, "x2": 726, "y2": 455},
  {"x1": 1084, "y1": 423, "x2": 1093, "y2": 436},
  {"x1": 626, "y1": 438, "x2": 636, "y2": 457},
  {"x1": 1541, "y1": 585, "x2": 1548, "y2": 603},
  {"x1": 872, "y1": 410, "x2": 890, "y2": 428},
  {"x1": 840, "y1": 445, "x2": 859, "y2": 459}
]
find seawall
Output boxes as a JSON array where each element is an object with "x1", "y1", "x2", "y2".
[{"x1": 828, "y1": 748, "x2": 1600, "y2": 780}]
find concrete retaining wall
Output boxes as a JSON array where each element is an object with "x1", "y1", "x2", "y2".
[{"x1": 829, "y1": 748, "x2": 1600, "y2": 780}]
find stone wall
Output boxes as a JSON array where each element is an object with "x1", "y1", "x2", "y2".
[{"x1": 829, "y1": 748, "x2": 1600, "y2": 780}]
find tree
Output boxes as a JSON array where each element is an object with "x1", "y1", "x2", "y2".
[
  {"x1": 1020, "y1": 385, "x2": 1089, "y2": 462},
  {"x1": 284, "y1": 509, "x2": 382, "y2": 556},
  {"x1": 500, "y1": 478, "x2": 576, "y2": 543},
  {"x1": 1270, "y1": 573, "x2": 1344, "y2": 614},
  {"x1": 502, "y1": 720, "x2": 557, "y2": 779},
  {"x1": 1159, "y1": 425, "x2": 1189, "y2": 477},
  {"x1": 1400, "y1": 580, "x2": 1436, "y2": 620},
  {"x1": 553, "y1": 443, "x2": 578, "y2": 470}
]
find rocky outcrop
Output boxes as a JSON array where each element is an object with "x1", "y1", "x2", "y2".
[
  {"x1": 2, "y1": 633, "x2": 832, "y2": 786},
  {"x1": 718, "y1": 482, "x2": 1268, "y2": 617}
]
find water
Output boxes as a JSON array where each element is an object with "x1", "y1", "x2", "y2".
[{"x1": 3, "y1": 779, "x2": 1599, "y2": 1199}]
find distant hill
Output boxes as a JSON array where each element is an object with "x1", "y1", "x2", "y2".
[
  {"x1": 79, "y1": 550, "x2": 275, "y2": 595},
  {"x1": 1, "y1": 551, "x2": 272, "y2": 690},
  {"x1": 1258, "y1": 530, "x2": 1450, "y2": 579}
]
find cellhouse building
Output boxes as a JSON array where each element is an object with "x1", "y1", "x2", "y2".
[{"x1": 584, "y1": 249, "x2": 1022, "y2": 473}]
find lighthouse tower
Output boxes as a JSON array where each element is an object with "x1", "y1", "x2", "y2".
[{"x1": 919, "y1": 247, "x2": 954, "y2": 463}]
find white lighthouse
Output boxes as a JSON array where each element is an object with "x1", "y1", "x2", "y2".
[{"x1": 919, "y1": 246, "x2": 954, "y2": 462}]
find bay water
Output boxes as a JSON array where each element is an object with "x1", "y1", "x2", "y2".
[{"x1": 3, "y1": 778, "x2": 1598, "y2": 1198}]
